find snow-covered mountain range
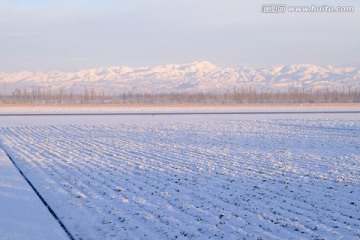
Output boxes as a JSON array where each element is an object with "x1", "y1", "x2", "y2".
[{"x1": 0, "y1": 61, "x2": 359, "y2": 94}]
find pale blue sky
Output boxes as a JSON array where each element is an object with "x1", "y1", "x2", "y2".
[{"x1": 0, "y1": 0, "x2": 359, "y2": 71}]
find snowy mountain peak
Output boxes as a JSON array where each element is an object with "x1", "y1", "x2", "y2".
[
  {"x1": 0, "y1": 62, "x2": 359, "y2": 94},
  {"x1": 188, "y1": 61, "x2": 218, "y2": 70},
  {"x1": 190, "y1": 60, "x2": 217, "y2": 67}
]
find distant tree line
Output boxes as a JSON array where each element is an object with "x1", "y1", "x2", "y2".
[
  {"x1": 0, "y1": 87, "x2": 359, "y2": 104},
  {"x1": 1, "y1": 88, "x2": 105, "y2": 104}
]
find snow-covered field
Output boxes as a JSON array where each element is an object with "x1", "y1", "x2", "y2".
[
  {"x1": 0, "y1": 117, "x2": 359, "y2": 239},
  {"x1": 1, "y1": 104, "x2": 359, "y2": 114},
  {"x1": 0, "y1": 149, "x2": 69, "y2": 240}
]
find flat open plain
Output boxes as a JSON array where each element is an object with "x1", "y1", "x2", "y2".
[{"x1": 0, "y1": 109, "x2": 359, "y2": 239}]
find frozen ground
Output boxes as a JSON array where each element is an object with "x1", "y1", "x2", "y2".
[
  {"x1": 1, "y1": 104, "x2": 359, "y2": 115},
  {"x1": 1, "y1": 112, "x2": 360, "y2": 128},
  {"x1": 0, "y1": 148, "x2": 69, "y2": 240},
  {"x1": 0, "y1": 118, "x2": 359, "y2": 239}
]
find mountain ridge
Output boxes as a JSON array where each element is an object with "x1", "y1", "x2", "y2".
[{"x1": 1, "y1": 61, "x2": 359, "y2": 94}]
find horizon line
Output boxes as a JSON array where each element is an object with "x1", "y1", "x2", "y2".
[{"x1": 1, "y1": 61, "x2": 359, "y2": 73}]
